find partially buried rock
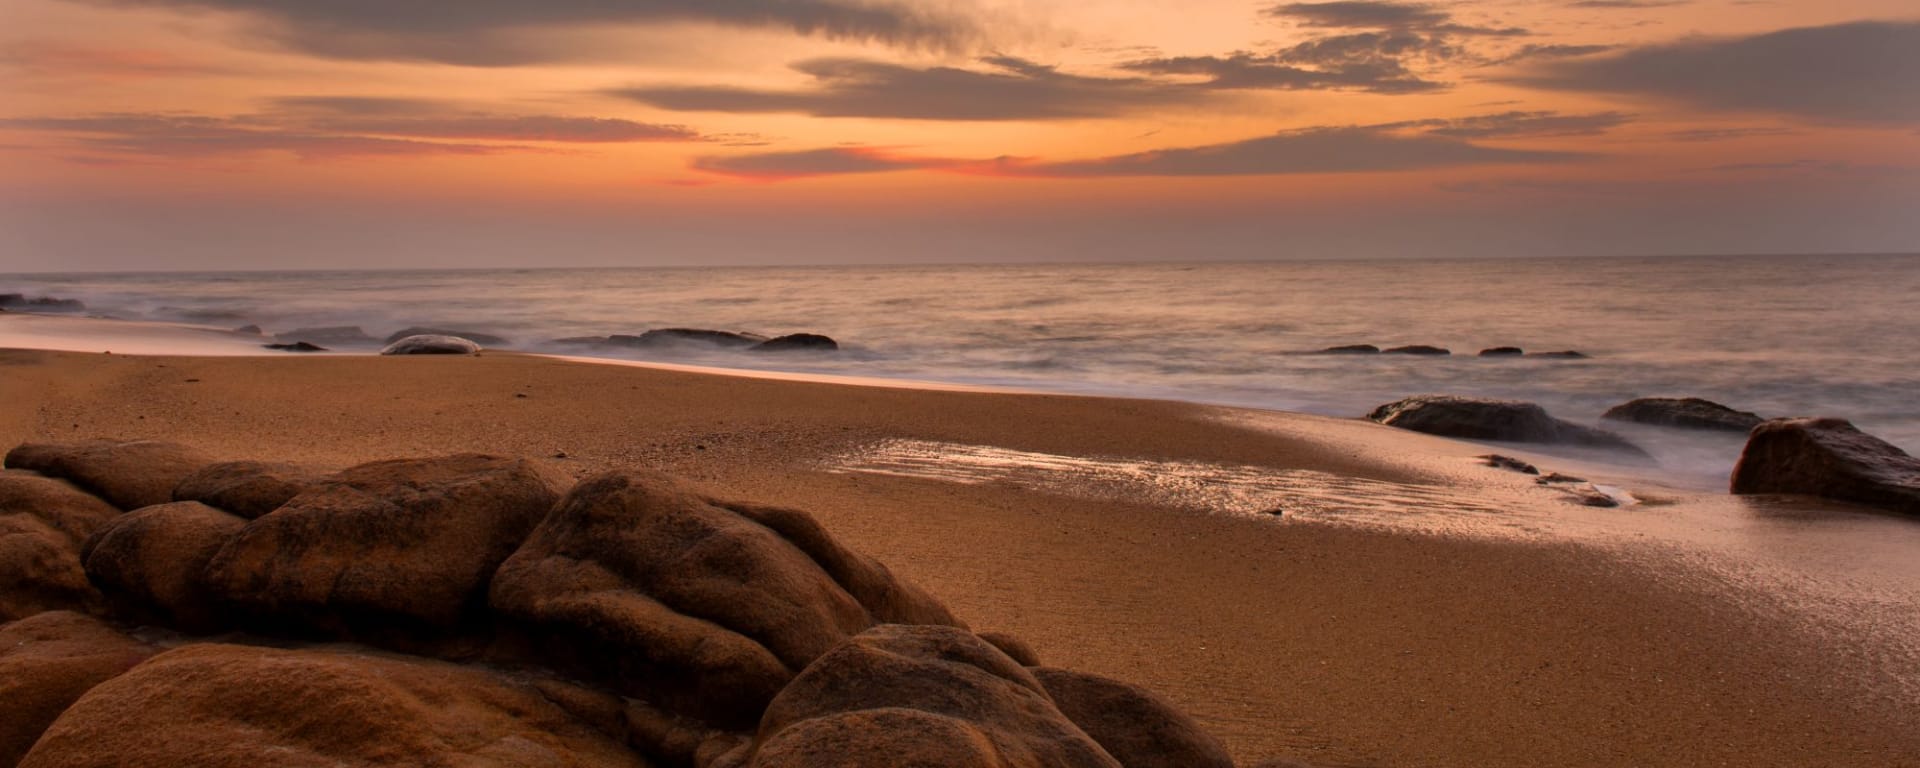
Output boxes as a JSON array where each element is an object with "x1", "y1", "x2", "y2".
[
  {"x1": 81, "y1": 501, "x2": 246, "y2": 633},
  {"x1": 380, "y1": 334, "x2": 481, "y2": 356},
  {"x1": 172, "y1": 460, "x2": 317, "y2": 519},
  {"x1": 1479, "y1": 454, "x2": 1539, "y2": 475},
  {"x1": 18, "y1": 644, "x2": 648, "y2": 768},
  {"x1": 1318, "y1": 344, "x2": 1379, "y2": 354},
  {"x1": 1383, "y1": 345, "x2": 1450, "y2": 355},
  {"x1": 489, "y1": 470, "x2": 962, "y2": 728},
  {"x1": 0, "y1": 611, "x2": 155, "y2": 768},
  {"x1": 1602, "y1": 397, "x2": 1763, "y2": 433},
  {"x1": 1032, "y1": 666, "x2": 1236, "y2": 768},
  {"x1": 201, "y1": 454, "x2": 567, "y2": 649},
  {"x1": 261, "y1": 341, "x2": 325, "y2": 352},
  {"x1": 5, "y1": 440, "x2": 215, "y2": 511},
  {"x1": 750, "y1": 334, "x2": 838, "y2": 352},
  {"x1": 0, "y1": 469, "x2": 121, "y2": 621},
  {"x1": 1731, "y1": 417, "x2": 1920, "y2": 515},
  {"x1": 1479, "y1": 347, "x2": 1524, "y2": 357},
  {"x1": 710, "y1": 625, "x2": 1120, "y2": 768},
  {"x1": 1368, "y1": 396, "x2": 1643, "y2": 454},
  {"x1": 383, "y1": 327, "x2": 508, "y2": 346}
]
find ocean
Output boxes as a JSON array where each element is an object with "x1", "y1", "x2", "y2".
[{"x1": 5, "y1": 253, "x2": 1917, "y2": 481}]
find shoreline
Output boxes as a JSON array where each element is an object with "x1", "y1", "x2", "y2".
[{"x1": 3, "y1": 317, "x2": 1919, "y2": 766}]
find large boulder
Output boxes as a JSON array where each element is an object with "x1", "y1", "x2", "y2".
[
  {"x1": 1602, "y1": 397, "x2": 1763, "y2": 433},
  {"x1": 5, "y1": 440, "x2": 215, "y2": 511},
  {"x1": 1031, "y1": 667, "x2": 1235, "y2": 768},
  {"x1": 0, "y1": 611, "x2": 155, "y2": 768},
  {"x1": 1730, "y1": 418, "x2": 1920, "y2": 515},
  {"x1": 381, "y1": 334, "x2": 483, "y2": 356},
  {"x1": 712, "y1": 625, "x2": 1120, "y2": 768},
  {"x1": 0, "y1": 470, "x2": 122, "y2": 621},
  {"x1": 81, "y1": 502, "x2": 246, "y2": 633},
  {"x1": 1367, "y1": 396, "x2": 1643, "y2": 453},
  {"x1": 383, "y1": 327, "x2": 508, "y2": 346},
  {"x1": 750, "y1": 334, "x2": 839, "y2": 353},
  {"x1": 201, "y1": 454, "x2": 567, "y2": 647},
  {"x1": 172, "y1": 460, "x2": 317, "y2": 519},
  {"x1": 18, "y1": 644, "x2": 651, "y2": 768},
  {"x1": 489, "y1": 471, "x2": 961, "y2": 728}
]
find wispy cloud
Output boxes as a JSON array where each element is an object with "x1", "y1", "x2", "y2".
[{"x1": 692, "y1": 147, "x2": 960, "y2": 180}]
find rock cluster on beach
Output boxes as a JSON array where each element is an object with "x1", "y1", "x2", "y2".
[
  {"x1": 0, "y1": 439, "x2": 1237, "y2": 768},
  {"x1": 253, "y1": 325, "x2": 840, "y2": 355},
  {"x1": 1316, "y1": 344, "x2": 1587, "y2": 358}
]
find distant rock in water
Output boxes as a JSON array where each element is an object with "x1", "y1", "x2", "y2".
[
  {"x1": 1731, "y1": 417, "x2": 1920, "y2": 515},
  {"x1": 1368, "y1": 395, "x2": 1644, "y2": 453},
  {"x1": 275, "y1": 326, "x2": 373, "y2": 346},
  {"x1": 383, "y1": 327, "x2": 507, "y2": 346},
  {"x1": 0, "y1": 294, "x2": 86, "y2": 313},
  {"x1": 380, "y1": 334, "x2": 481, "y2": 356},
  {"x1": 262, "y1": 341, "x2": 326, "y2": 352},
  {"x1": 622, "y1": 328, "x2": 767, "y2": 348},
  {"x1": 1603, "y1": 397, "x2": 1763, "y2": 433},
  {"x1": 1528, "y1": 350, "x2": 1588, "y2": 359},
  {"x1": 1318, "y1": 344, "x2": 1379, "y2": 354},
  {"x1": 1479, "y1": 347, "x2": 1524, "y2": 357},
  {"x1": 232, "y1": 324, "x2": 262, "y2": 336},
  {"x1": 751, "y1": 333, "x2": 839, "y2": 352},
  {"x1": 1383, "y1": 345, "x2": 1450, "y2": 355}
]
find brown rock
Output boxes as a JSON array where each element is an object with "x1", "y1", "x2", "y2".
[
  {"x1": 0, "y1": 611, "x2": 155, "y2": 768},
  {"x1": 1367, "y1": 396, "x2": 1644, "y2": 454},
  {"x1": 19, "y1": 644, "x2": 651, "y2": 768},
  {"x1": 172, "y1": 461, "x2": 317, "y2": 519},
  {"x1": 489, "y1": 471, "x2": 962, "y2": 728},
  {"x1": 1602, "y1": 397, "x2": 1764, "y2": 433},
  {"x1": 5, "y1": 440, "x2": 215, "y2": 511},
  {"x1": 715, "y1": 624, "x2": 1119, "y2": 768},
  {"x1": 0, "y1": 470, "x2": 121, "y2": 621},
  {"x1": 979, "y1": 630, "x2": 1043, "y2": 667},
  {"x1": 81, "y1": 502, "x2": 246, "y2": 633},
  {"x1": 1731, "y1": 417, "x2": 1920, "y2": 515},
  {"x1": 1032, "y1": 667, "x2": 1235, "y2": 768},
  {"x1": 202, "y1": 454, "x2": 567, "y2": 647}
]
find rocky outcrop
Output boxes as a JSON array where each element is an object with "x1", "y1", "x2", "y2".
[
  {"x1": 1383, "y1": 345, "x2": 1450, "y2": 355},
  {"x1": 750, "y1": 334, "x2": 838, "y2": 353},
  {"x1": 1032, "y1": 667, "x2": 1236, "y2": 768},
  {"x1": 490, "y1": 471, "x2": 962, "y2": 728},
  {"x1": 202, "y1": 454, "x2": 567, "y2": 646},
  {"x1": 1602, "y1": 397, "x2": 1763, "y2": 433},
  {"x1": 274, "y1": 326, "x2": 374, "y2": 345},
  {"x1": 383, "y1": 327, "x2": 508, "y2": 346},
  {"x1": 380, "y1": 334, "x2": 482, "y2": 355},
  {"x1": 82, "y1": 502, "x2": 245, "y2": 633},
  {"x1": 712, "y1": 625, "x2": 1120, "y2": 768},
  {"x1": 1731, "y1": 418, "x2": 1920, "y2": 515},
  {"x1": 1368, "y1": 396, "x2": 1643, "y2": 453},
  {"x1": 0, "y1": 470, "x2": 121, "y2": 621},
  {"x1": 5, "y1": 441, "x2": 214, "y2": 511},
  {"x1": 18, "y1": 644, "x2": 649, "y2": 768},
  {"x1": 0, "y1": 611, "x2": 155, "y2": 768},
  {"x1": 172, "y1": 461, "x2": 316, "y2": 519}
]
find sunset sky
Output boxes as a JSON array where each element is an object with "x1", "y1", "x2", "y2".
[{"x1": 1, "y1": 0, "x2": 1916, "y2": 269}]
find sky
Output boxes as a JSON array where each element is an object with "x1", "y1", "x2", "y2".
[{"x1": 0, "y1": 0, "x2": 1916, "y2": 270}]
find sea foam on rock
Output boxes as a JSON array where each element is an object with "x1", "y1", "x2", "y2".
[
  {"x1": 1731, "y1": 417, "x2": 1920, "y2": 515},
  {"x1": 383, "y1": 327, "x2": 507, "y2": 346},
  {"x1": 380, "y1": 334, "x2": 482, "y2": 355},
  {"x1": 1368, "y1": 395, "x2": 1644, "y2": 454}
]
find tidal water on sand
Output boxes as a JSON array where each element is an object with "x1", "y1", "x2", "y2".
[{"x1": 6, "y1": 253, "x2": 1917, "y2": 473}]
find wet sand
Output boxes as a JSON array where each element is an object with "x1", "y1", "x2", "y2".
[{"x1": 2, "y1": 337, "x2": 1917, "y2": 767}]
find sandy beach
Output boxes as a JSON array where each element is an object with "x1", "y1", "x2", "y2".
[{"x1": 2, "y1": 314, "x2": 1917, "y2": 767}]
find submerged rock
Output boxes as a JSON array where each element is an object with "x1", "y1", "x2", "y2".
[
  {"x1": 0, "y1": 295, "x2": 85, "y2": 313},
  {"x1": 1368, "y1": 396, "x2": 1643, "y2": 453},
  {"x1": 1318, "y1": 344, "x2": 1379, "y2": 354},
  {"x1": 1528, "y1": 350, "x2": 1589, "y2": 359},
  {"x1": 380, "y1": 334, "x2": 481, "y2": 356},
  {"x1": 750, "y1": 334, "x2": 839, "y2": 353},
  {"x1": 616, "y1": 328, "x2": 767, "y2": 348},
  {"x1": 1602, "y1": 397, "x2": 1763, "y2": 433},
  {"x1": 383, "y1": 327, "x2": 507, "y2": 346},
  {"x1": 19, "y1": 644, "x2": 648, "y2": 768},
  {"x1": 231, "y1": 324, "x2": 262, "y2": 336},
  {"x1": 5, "y1": 440, "x2": 215, "y2": 511},
  {"x1": 262, "y1": 341, "x2": 326, "y2": 352},
  {"x1": 0, "y1": 611, "x2": 155, "y2": 767},
  {"x1": 1730, "y1": 418, "x2": 1920, "y2": 515},
  {"x1": 1478, "y1": 346, "x2": 1524, "y2": 357},
  {"x1": 274, "y1": 326, "x2": 374, "y2": 345},
  {"x1": 1382, "y1": 345, "x2": 1450, "y2": 355}
]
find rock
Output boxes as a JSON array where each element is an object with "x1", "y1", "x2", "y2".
[
  {"x1": 1730, "y1": 418, "x2": 1920, "y2": 515},
  {"x1": 5, "y1": 440, "x2": 215, "y2": 511},
  {"x1": 1528, "y1": 350, "x2": 1588, "y2": 359},
  {"x1": 231, "y1": 324, "x2": 262, "y2": 335},
  {"x1": 1535, "y1": 472, "x2": 1587, "y2": 484},
  {"x1": 1032, "y1": 666, "x2": 1235, "y2": 768},
  {"x1": 19, "y1": 644, "x2": 649, "y2": 768},
  {"x1": 0, "y1": 471, "x2": 122, "y2": 621},
  {"x1": 273, "y1": 326, "x2": 373, "y2": 345},
  {"x1": 0, "y1": 611, "x2": 155, "y2": 768},
  {"x1": 261, "y1": 341, "x2": 326, "y2": 352},
  {"x1": 1318, "y1": 344, "x2": 1379, "y2": 354},
  {"x1": 750, "y1": 334, "x2": 838, "y2": 353},
  {"x1": 0, "y1": 295, "x2": 85, "y2": 313},
  {"x1": 1367, "y1": 396, "x2": 1643, "y2": 453},
  {"x1": 1382, "y1": 345, "x2": 1450, "y2": 355},
  {"x1": 489, "y1": 471, "x2": 961, "y2": 728},
  {"x1": 383, "y1": 327, "x2": 508, "y2": 346},
  {"x1": 979, "y1": 630, "x2": 1042, "y2": 666},
  {"x1": 380, "y1": 334, "x2": 482, "y2": 356},
  {"x1": 1569, "y1": 486, "x2": 1620, "y2": 507},
  {"x1": 613, "y1": 329, "x2": 766, "y2": 348},
  {"x1": 713, "y1": 625, "x2": 1120, "y2": 768},
  {"x1": 1479, "y1": 347, "x2": 1524, "y2": 357},
  {"x1": 202, "y1": 454, "x2": 567, "y2": 647},
  {"x1": 1602, "y1": 397, "x2": 1764, "y2": 433},
  {"x1": 172, "y1": 460, "x2": 317, "y2": 519},
  {"x1": 1478, "y1": 454, "x2": 1539, "y2": 474},
  {"x1": 81, "y1": 501, "x2": 246, "y2": 633}
]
